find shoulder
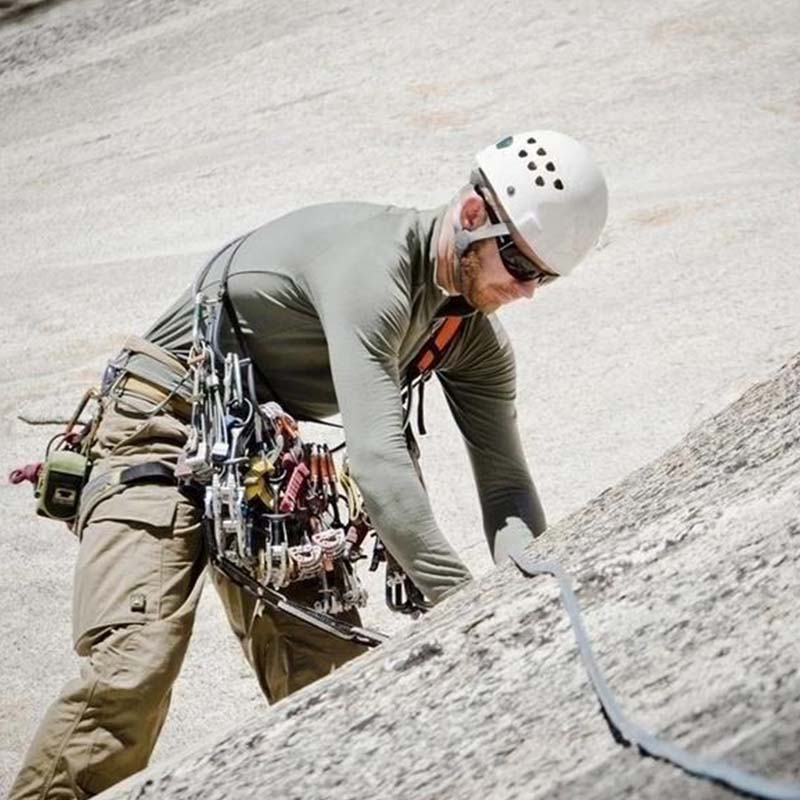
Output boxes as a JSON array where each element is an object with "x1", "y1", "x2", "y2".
[
  {"x1": 268, "y1": 202, "x2": 418, "y2": 235},
  {"x1": 303, "y1": 204, "x2": 426, "y2": 303},
  {"x1": 243, "y1": 202, "x2": 413, "y2": 258}
]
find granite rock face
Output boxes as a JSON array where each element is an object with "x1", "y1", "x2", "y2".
[
  {"x1": 105, "y1": 357, "x2": 800, "y2": 799},
  {"x1": 3, "y1": 0, "x2": 800, "y2": 794}
]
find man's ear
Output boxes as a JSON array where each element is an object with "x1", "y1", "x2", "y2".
[{"x1": 459, "y1": 193, "x2": 487, "y2": 231}]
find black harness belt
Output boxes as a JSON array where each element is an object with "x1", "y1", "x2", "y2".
[
  {"x1": 77, "y1": 462, "x2": 188, "y2": 537},
  {"x1": 117, "y1": 462, "x2": 177, "y2": 485},
  {"x1": 81, "y1": 461, "x2": 177, "y2": 500}
]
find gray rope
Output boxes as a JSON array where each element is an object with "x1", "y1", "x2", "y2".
[{"x1": 510, "y1": 552, "x2": 800, "y2": 800}]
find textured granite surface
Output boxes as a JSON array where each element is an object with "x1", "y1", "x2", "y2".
[
  {"x1": 105, "y1": 357, "x2": 800, "y2": 798},
  {"x1": 3, "y1": 1, "x2": 799, "y2": 795}
]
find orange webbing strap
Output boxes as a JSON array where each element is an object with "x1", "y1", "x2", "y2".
[
  {"x1": 415, "y1": 316, "x2": 464, "y2": 375},
  {"x1": 406, "y1": 315, "x2": 465, "y2": 435}
]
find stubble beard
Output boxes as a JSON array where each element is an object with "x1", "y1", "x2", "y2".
[{"x1": 459, "y1": 246, "x2": 500, "y2": 314}]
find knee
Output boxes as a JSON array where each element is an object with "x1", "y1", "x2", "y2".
[{"x1": 84, "y1": 621, "x2": 190, "y2": 714}]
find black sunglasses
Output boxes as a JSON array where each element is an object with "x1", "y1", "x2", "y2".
[
  {"x1": 477, "y1": 186, "x2": 559, "y2": 286},
  {"x1": 496, "y1": 237, "x2": 559, "y2": 285}
]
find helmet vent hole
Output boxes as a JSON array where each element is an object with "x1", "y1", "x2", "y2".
[
  {"x1": 518, "y1": 149, "x2": 528, "y2": 158},
  {"x1": 507, "y1": 186, "x2": 516, "y2": 196},
  {"x1": 546, "y1": 162, "x2": 555, "y2": 172},
  {"x1": 527, "y1": 137, "x2": 536, "y2": 144},
  {"x1": 537, "y1": 147, "x2": 547, "y2": 156},
  {"x1": 554, "y1": 179, "x2": 564, "y2": 190},
  {"x1": 535, "y1": 176, "x2": 545, "y2": 187},
  {"x1": 527, "y1": 161, "x2": 537, "y2": 171}
]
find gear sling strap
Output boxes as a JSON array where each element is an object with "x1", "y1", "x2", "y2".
[
  {"x1": 205, "y1": 232, "x2": 466, "y2": 436},
  {"x1": 403, "y1": 315, "x2": 465, "y2": 435}
]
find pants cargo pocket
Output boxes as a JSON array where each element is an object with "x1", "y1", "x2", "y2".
[
  {"x1": 72, "y1": 482, "x2": 203, "y2": 656},
  {"x1": 88, "y1": 400, "x2": 189, "y2": 465}
]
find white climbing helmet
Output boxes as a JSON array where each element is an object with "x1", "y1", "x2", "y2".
[{"x1": 474, "y1": 130, "x2": 608, "y2": 276}]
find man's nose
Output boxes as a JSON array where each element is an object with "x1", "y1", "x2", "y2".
[{"x1": 519, "y1": 280, "x2": 536, "y2": 300}]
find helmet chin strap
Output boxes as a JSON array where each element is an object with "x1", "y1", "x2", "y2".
[
  {"x1": 452, "y1": 220, "x2": 511, "y2": 294},
  {"x1": 453, "y1": 221, "x2": 510, "y2": 257},
  {"x1": 450, "y1": 189, "x2": 510, "y2": 294}
]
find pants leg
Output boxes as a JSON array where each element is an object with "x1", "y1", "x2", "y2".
[
  {"x1": 211, "y1": 571, "x2": 368, "y2": 704},
  {"x1": 9, "y1": 616, "x2": 196, "y2": 800},
  {"x1": 10, "y1": 404, "x2": 205, "y2": 800}
]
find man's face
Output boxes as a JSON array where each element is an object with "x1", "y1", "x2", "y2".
[
  {"x1": 457, "y1": 191, "x2": 557, "y2": 314},
  {"x1": 459, "y1": 230, "x2": 551, "y2": 314}
]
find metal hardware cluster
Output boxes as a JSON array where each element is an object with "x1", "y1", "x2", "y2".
[{"x1": 178, "y1": 292, "x2": 375, "y2": 616}]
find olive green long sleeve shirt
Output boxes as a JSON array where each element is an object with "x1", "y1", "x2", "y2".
[{"x1": 144, "y1": 202, "x2": 545, "y2": 603}]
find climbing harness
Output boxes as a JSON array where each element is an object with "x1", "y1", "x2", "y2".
[
  {"x1": 176, "y1": 272, "x2": 387, "y2": 645},
  {"x1": 511, "y1": 552, "x2": 800, "y2": 800},
  {"x1": 182, "y1": 235, "x2": 465, "y2": 626}
]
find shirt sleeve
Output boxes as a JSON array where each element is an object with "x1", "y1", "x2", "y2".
[
  {"x1": 309, "y1": 247, "x2": 473, "y2": 604},
  {"x1": 436, "y1": 313, "x2": 546, "y2": 563}
]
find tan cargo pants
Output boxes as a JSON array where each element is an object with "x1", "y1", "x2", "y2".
[{"x1": 10, "y1": 393, "x2": 368, "y2": 800}]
